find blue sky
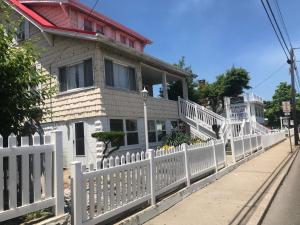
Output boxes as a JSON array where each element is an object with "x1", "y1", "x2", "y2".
[{"x1": 81, "y1": 0, "x2": 300, "y2": 100}]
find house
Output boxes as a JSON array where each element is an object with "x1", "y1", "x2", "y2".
[{"x1": 6, "y1": 0, "x2": 191, "y2": 167}]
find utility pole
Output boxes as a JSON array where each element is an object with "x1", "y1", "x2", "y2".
[{"x1": 288, "y1": 48, "x2": 299, "y2": 145}]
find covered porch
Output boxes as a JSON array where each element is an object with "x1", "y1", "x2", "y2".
[{"x1": 140, "y1": 64, "x2": 189, "y2": 101}]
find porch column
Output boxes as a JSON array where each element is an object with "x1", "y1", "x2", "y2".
[
  {"x1": 182, "y1": 78, "x2": 188, "y2": 100},
  {"x1": 162, "y1": 72, "x2": 168, "y2": 99}
]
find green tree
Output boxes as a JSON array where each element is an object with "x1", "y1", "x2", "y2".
[
  {"x1": 0, "y1": 3, "x2": 54, "y2": 141},
  {"x1": 200, "y1": 66, "x2": 251, "y2": 113},
  {"x1": 264, "y1": 82, "x2": 300, "y2": 128},
  {"x1": 164, "y1": 56, "x2": 200, "y2": 102}
]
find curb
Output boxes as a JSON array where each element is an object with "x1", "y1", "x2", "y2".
[
  {"x1": 116, "y1": 145, "x2": 276, "y2": 225},
  {"x1": 245, "y1": 148, "x2": 299, "y2": 225}
]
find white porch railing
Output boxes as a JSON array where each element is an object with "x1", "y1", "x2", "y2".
[
  {"x1": 178, "y1": 97, "x2": 227, "y2": 139},
  {"x1": 0, "y1": 131, "x2": 64, "y2": 222}
]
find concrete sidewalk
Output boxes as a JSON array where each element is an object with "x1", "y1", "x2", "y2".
[{"x1": 144, "y1": 140, "x2": 292, "y2": 225}]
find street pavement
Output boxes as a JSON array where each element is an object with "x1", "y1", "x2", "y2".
[
  {"x1": 261, "y1": 150, "x2": 300, "y2": 225},
  {"x1": 143, "y1": 140, "x2": 291, "y2": 225}
]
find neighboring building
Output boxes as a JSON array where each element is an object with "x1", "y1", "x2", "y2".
[
  {"x1": 6, "y1": 0, "x2": 190, "y2": 167},
  {"x1": 243, "y1": 93, "x2": 265, "y2": 125},
  {"x1": 225, "y1": 93, "x2": 265, "y2": 125}
]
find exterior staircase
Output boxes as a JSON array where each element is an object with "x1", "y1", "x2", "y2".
[
  {"x1": 178, "y1": 97, "x2": 269, "y2": 141},
  {"x1": 178, "y1": 97, "x2": 229, "y2": 141}
]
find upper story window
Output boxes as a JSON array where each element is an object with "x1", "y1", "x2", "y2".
[
  {"x1": 129, "y1": 39, "x2": 134, "y2": 48},
  {"x1": 104, "y1": 59, "x2": 137, "y2": 91},
  {"x1": 59, "y1": 58, "x2": 93, "y2": 92},
  {"x1": 111, "y1": 29, "x2": 116, "y2": 40},
  {"x1": 120, "y1": 35, "x2": 127, "y2": 44},
  {"x1": 84, "y1": 19, "x2": 93, "y2": 32},
  {"x1": 16, "y1": 20, "x2": 25, "y2": 41},
  {"x1": 96, "y1": 24, "x2": 104, "y2": 34}
]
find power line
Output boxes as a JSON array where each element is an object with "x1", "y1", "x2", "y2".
[
  {"x1": 273, "y1": 0, "x2": 292, "y2": 48},
  {"x1": 252, "y1": 62, "x2": 287, "y2": 89},
  {"x1": 260, "y1": 0, "x2": 289, "y2": 59}
]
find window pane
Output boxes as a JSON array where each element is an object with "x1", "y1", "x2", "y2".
[
  {"x1": 59, "y1": 67, "x2": 67, "y2": 92},
  {"x1": 128, "y1": 67, "x2": 136, "y2": 91},
  {"x1": 148, "y1": 120, "x2": 155, "y2": 131},
  {"x1": 75, "y1": 122, "x2": 85, "y2": 156},
  {"x1": 84, "y1": 59, "x2": 93, "y2": 87},
  {"x1": 105, "y1": 59, "x2": 114, "y2": 86},
  {"x1": 84, "y1": 19, "x2": 93, "y2": 31},
  {"x1": 96, "y1": 24, "x2": 103, "y2": 34},
  {"x1": 158, "y1": 131, "x2": 166, "y2": 142},
  {"x1": 126, "y1": 120, "x2": 137, "y2": 131},
  {"x1": 77, "y1": 63, "x2": 84, "y2": 88},
  {"x1": 110, "y1": 119, "x2": 123, "y2": 131},
  {"x1": 67, "y1": 65, "x2": 77, "y2": 90},
  {"x1": 127, "y1": 132, "x2": 138, "y2": 145},
  {"x1": 171, "y1": 121, "x2": 178, "y2": 130},
  {"x1": 156, "y1": 121, "x2": 166, "y2": 131},
  {"x1": 114, "y1": 63, "x2": 129, "y2": 89},
  {"x1": 148, "y1": 131, "x2": 156, "y2": 143}
]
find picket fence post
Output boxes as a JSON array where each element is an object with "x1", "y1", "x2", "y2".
[
  {"x1": 183, "y1": 143, "x2": 191, "y2": 187},
  {"x1": 71, "y1": 161, "x2": 83, "y2": 225},
  {"x1": 212, "y1": 141, "x2": 218, "y2": 173},
  {"x1": 230, "y1": 124, "x2": 236, "y2": 164},
  {"x1": 222, "y1": 137, "x2": 227, "y2": 167},
  {"x1": 241, "y1": 130, "x2": 245, "y2": 159},
  {"x1": 51, "y1": 130, "x2": 64, "y2": 216},
  {"x1": 148, "y1": 149, "x2": 156, "y2": 206}
]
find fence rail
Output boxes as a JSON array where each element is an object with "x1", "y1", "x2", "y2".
[
  {"x1": 72, "y1": 139, "x2": 227, "y2": 225},
  {"x1": 0, "y1": 131, "x2": 64, "y2": 222}
]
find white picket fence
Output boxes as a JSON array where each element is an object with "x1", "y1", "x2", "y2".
[
  {"x1": 232, "y1": 134, "x2": 262, "y2": 162},
  {"x1": 71, "y1": 140, "x2": 227, "y2": 225},
  {"x1": 0, "y1": 131, "x2": 64, "y2": 222},
  {"x1": 262, "y1": 130, "x2": 286, "y2": 149}
]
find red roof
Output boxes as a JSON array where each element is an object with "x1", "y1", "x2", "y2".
[{"x1": 7, "y1": 0, "x2": 152, "y2": 44}]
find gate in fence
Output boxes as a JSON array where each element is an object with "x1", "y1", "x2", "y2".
[{"x1": 0, "y1": 131, "x2": 64, "y2": 222}]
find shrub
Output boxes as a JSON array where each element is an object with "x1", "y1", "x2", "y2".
[{"x1": 162, "y1": 132, "x2": 204, "y2": 147}]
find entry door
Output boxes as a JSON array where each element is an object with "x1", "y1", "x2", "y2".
[{"x1": 75, "y1": 122, "x2": 85, "y2": 156}]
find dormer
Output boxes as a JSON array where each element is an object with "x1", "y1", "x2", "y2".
[{"x1": 18, "y1": 0, "x2": 152, "y2": 52}]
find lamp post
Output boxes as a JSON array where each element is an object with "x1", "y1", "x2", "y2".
[{"x1": 141, "y1": 87, "x2": 149, "y2": 150}]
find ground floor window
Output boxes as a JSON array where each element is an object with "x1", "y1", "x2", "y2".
[
  {"x1": 170, "y1": 120, "x2": 179, "y2": 132},
  {"x1": 148, "y1": 120, "x2": 166, "y2": 143},
  {"x1": 75, "y1": 122, "x2": 85, "y2": 156},
  {"x1": 109, "y1": 119, "x2": 139, "y2": 147}
]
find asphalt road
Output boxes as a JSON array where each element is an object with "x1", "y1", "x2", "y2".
[{"x1": 261, "y1": 150, "x2": 300, "y2": 225}]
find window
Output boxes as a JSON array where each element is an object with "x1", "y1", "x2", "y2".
[
  {"x1": 120, "y1": 35, "x2": 127, "y2": 44},
  {"x1": 110, "y1": 119, "x2": 139, "y2": 147},
  {"x1": 148, "y1": 120, "x2": 166, "y2": 143},
  {"x1": 129, "y1": 39, "x2": 134, "y2": 48},
  {"x1": 59, "y1": 58, "x2": 93, "y2": 92},
  {"x1": 84, "y1": 19, "x2": 93, "y2": 31},
  {"x1": 16, "y1": 20, "x2": 25, "y2": 41},
  {"x1": 105, "y1": 59, "x2": 137, "y2": 91},
  {"x1": 96, "y1": 24, "x2": 104, "y2": 34},
  {"x1": 75, "y1": 122, "x2": 85, "y2": 156},
  {"x1": 111, "y1": 29, "x2": 116, "y2": 40},
  {"x1": 171, "y1": 120, "x2": 179, "y2": 132}
]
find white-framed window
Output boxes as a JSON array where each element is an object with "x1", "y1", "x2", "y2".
[
  {"x1": 75, "y1": 122, "x2": 85, "y2": 156},
  {"x1": 104, "y1": 58, "x2": 137, "y2": 91},
  {"x1": 58, "y1": 58, "x2": 93, "y2": 92},
  {"x1": 148, "y1": 120, "x2": 166, "y2": 143},
  {"x1": 84, "y1": 19, "x2": 93, "y2": 32},
  {"x1": 96, "y1": 24, "x2": 104, "y2": 34},
  {"x1": 110, "y1": 119, "x2": 139, "y2": 147},
  {"x1": 129, "y1": 39, "x2": 135, "y2": 48},
  {"x1": 170, "y1": 120, "x2": 179, "y2": 132}
]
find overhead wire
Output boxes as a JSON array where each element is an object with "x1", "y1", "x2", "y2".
[
  {"x1": 260, "y1": 0, "x2": 289, "y2": 59},
  {"x1": 252, "y1": 62, "x2": 287, "y2": 89}
]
